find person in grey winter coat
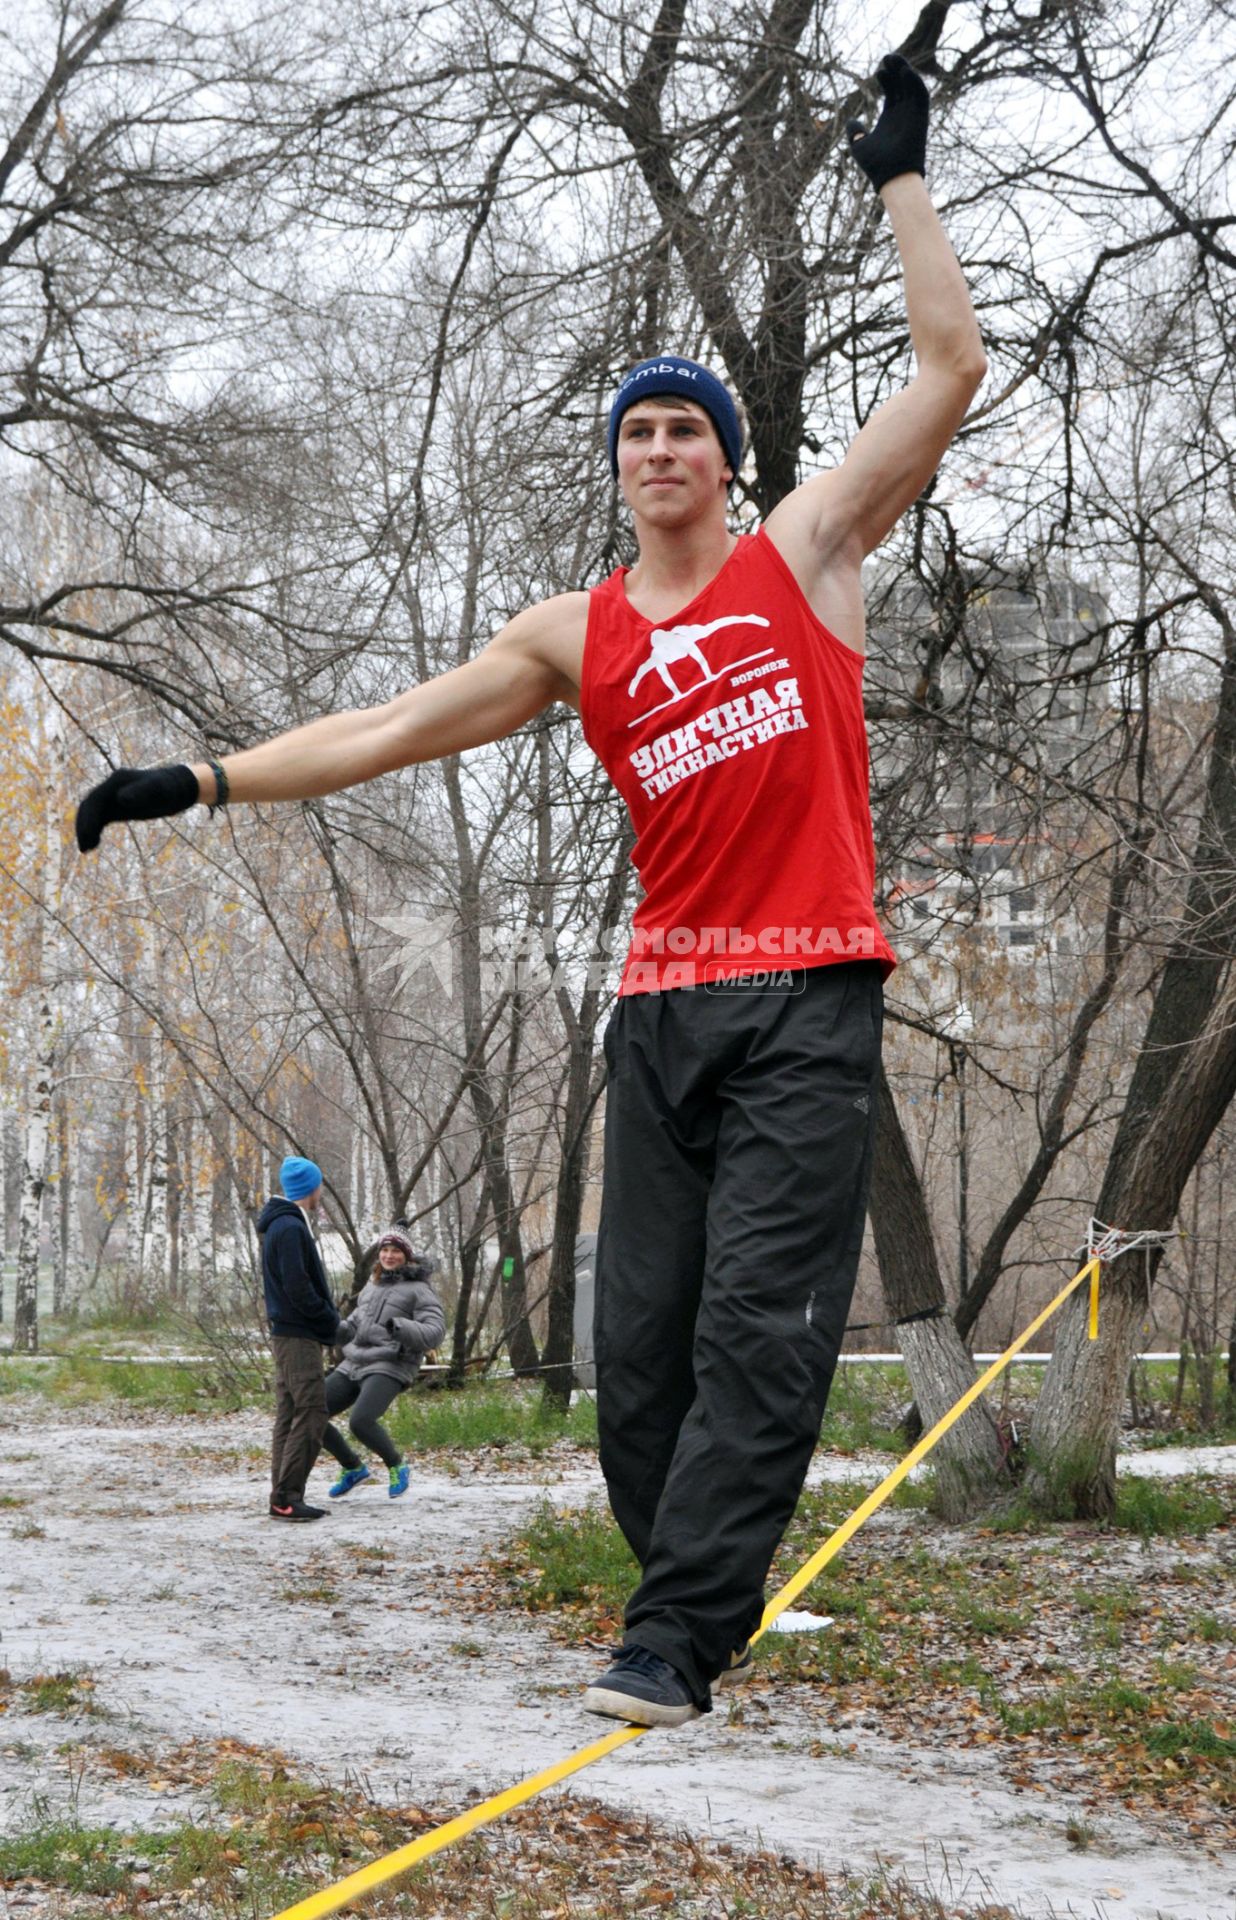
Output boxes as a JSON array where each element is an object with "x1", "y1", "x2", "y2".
[{"x1": 319, "y1": 1229, "x2": 446, "y2": 1500}]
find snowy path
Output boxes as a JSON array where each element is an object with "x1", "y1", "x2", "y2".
[{"x1": 0, "y1": 1413, "x2": 1232, "y2": 1920}]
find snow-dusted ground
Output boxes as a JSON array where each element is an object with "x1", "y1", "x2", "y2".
[{"x1": 0, "y1": 1412, "x2": 1233, "y2": 1920}]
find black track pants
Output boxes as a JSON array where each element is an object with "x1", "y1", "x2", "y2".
[
  {"x1": 594, "y1": 960, "x2": 882, "y2": 1707},
  {"x1": 320, "y1": 1370, "x2": 404, "y2": 1470}
]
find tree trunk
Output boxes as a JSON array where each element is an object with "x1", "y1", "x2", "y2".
[
  {"x1": 65, "y1": 1128, "x2": 85, "y2": 1313},
  {"x1": 14, "y1": 988, "x2": 55, "y2": 1353},
  {"x1": 441, "y1": 742, "x2": 540, "y2": 1375},
  {"x1": 539, "y1": 1047, "x2": 595, "y2": 1411},
  {"x1": 51, "y1": 1096, "x2": 84, "y2": 1318},
  {"x1": 1024, "y1": 1274, "x2": 1150, "y2": 1516},
  {"x1": 2, "y1": 1112, "x2": 18, "y2": 1273},
  {"x1": 494, "y1": 1239, "x2": 538, "y2": 1376},
  {"x1": 540, "y1": 796, "x2": 632, "y2": 1413},
  {"x1": 1102, "y1": 617, "x2": 1236, "y2": 1204},
  {"x1": 15, "y1": 684, "x2": 67, "y2": 1349},
  {"x1": 459, "y1": 982, "x2": 539, "y2": 1375},
  {"x1": 1195, "y1": 1340, "x2": 1217, "y2": 1431},
  {"x1": 177, "y1": 1116, "x2": 198, "y2": 1301},
  {"x1": 869, "y1": 1065, "x2": 1006, "y2": 1517},
  {"x1": 145, "y1": 1040, "x2": 170, "y2": 1292},
  {"x1": 191, "y1": 1126, "x2": 218, "y2": 1311},
  {"x1": 449, "y1": 1203, "x2": 487, "y2": 1387},
  {"x1": 168, "y1": 1120, "x2": 181, "y2": 1302},
  {"x1": 123, "y1": 1097, "x2": 145, "y2": 1296},
  {"x1": 0, "y1": 1113, "x2": 9, "y2": 1321},
  {"x1": 351, "y1": 1130, "x2": 367, "y2": 1235},
  {"x1": 51, "y1": 1097, "x2": 68, "y2": 1317},
  {"x1": 1029, "y1": 965, "x2": 1236, "y2": 1513},
  {"x1": 1029, "y1": 598, "x2": 1236, "y2": 1513},
  {"x1": 227, "y1": 1169, "x2": 257, "y2": 1312}
]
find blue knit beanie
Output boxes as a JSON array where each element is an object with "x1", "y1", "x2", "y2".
[
  {"x1": 280, "y1": 1155, "x2": 323, "y2": 1201},
  {"x1": 608, "y1": 356, "x2": 743, "y2": 486}
]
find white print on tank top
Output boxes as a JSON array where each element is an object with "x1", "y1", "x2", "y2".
[
  {"x1": 629, "y1": 674, "x2": 808, "y2": 802},
  {"x1": 626, "y1": 614, "x2": 772, "y2": 720}
]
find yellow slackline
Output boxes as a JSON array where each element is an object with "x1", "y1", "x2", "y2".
[
  {"x1": 754, "y1": 1257, "x2": 1099, "y2": 1632},
  {"x1": 270, "y1": 1257, "x2": 1100, "y2": 1920}
]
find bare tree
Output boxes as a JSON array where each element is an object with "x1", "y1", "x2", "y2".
[{"x1": 6, "y1": 0, "x2": 1236, "y2": 1494}]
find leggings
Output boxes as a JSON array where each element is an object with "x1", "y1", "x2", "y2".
[{"x1": 320, "y1": 1369, "x2": 404, "y2": 1470}]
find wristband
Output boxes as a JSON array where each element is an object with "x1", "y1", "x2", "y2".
[{"x1": 207, "y1": 759, "x2": 230, "y2": 812}]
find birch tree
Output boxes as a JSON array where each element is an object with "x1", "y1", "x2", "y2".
[
  {"x1": 5, "y1": 0, "x2": 1235, "y2": 1468},
  {"x1": 11, "y1": 687, "x2": 70, "y2": 1351}
]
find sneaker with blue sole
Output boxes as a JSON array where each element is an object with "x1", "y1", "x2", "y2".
[
  {"x1": 388, "y1": 1463, "x2": 410, "y2": 1500},
  {"x1": 327, "y1": 1465, "x2": 371, "y2": 1498},
  {"x1": 582, "y1": 1646, "x2": 701, "y2": 1727}
]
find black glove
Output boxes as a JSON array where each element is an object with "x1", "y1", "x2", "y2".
[
  {"x1": 846, "y1": 54, "x2": 929, "y2": 193},
  {"x1": 75, "y1": 764, "x2": 200, "y2": 853}
]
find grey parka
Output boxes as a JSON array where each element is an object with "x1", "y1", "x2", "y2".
[{"x1": 337, "y1": 1258, "x2": 446, "y2": 1386}]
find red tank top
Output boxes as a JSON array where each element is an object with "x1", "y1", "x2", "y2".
[{"x1": 581, "y1": 527, "x2": 895, "y2": 995}]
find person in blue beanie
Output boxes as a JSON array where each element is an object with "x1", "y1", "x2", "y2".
[
  {"x1": 257, "y1": 1155, "x2": 355, "y2": 1521},
  {"x1": 77, "y1": 55, "x2": 985, "y2": 1719}
]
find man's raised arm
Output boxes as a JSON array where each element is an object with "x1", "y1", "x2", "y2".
[
  {"x1": 769, "y1": 55, "x2": 987, "y2": 586},
  {"x1": 74, "y1": 596, "x2": 585, "y2": 851}
]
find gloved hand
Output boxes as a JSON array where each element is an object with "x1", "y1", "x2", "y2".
[
  {"x1": 336, "y1": 1317, "x2": 357, "y2": 1344},
  {"x1": 393, "y1": 1315, "x2": 435, "y2": 1354},
  {"x1": 75, "y1": 765, "x2": 200, "y2": 853},
  {"x1": 846, "y1": 54, "x2": 929, "y2": 193}
]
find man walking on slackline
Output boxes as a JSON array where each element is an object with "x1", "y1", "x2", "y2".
[{"x1": 76, "y1": 56, "x2": 985, "y2": 1726}]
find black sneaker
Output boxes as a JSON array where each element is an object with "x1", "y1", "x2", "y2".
[
  {"x1": 715, "y1": 1642, "x2": 754, "y2": 1688},
  {"x1": 582, "y1": 1646, "x2": 701, "y2": 1727},
  {"x1": 269, "y1": 1498, "x2": 327, "y2": 1521}
]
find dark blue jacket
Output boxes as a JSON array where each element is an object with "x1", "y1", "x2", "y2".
[{"x1": 257, "y1": 1197, "x2": 342, "y2": 1344}]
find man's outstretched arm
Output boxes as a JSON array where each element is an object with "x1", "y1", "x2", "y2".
[
  {"x1": 768, "y1": 56, "x2": 987, "y2": 606},
  {"x1": 75, "y1": 596, "x2": 584, "y2": 851},
  {"x1": 818, "y1": 170, "x2": 987, "y2": 557}
]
